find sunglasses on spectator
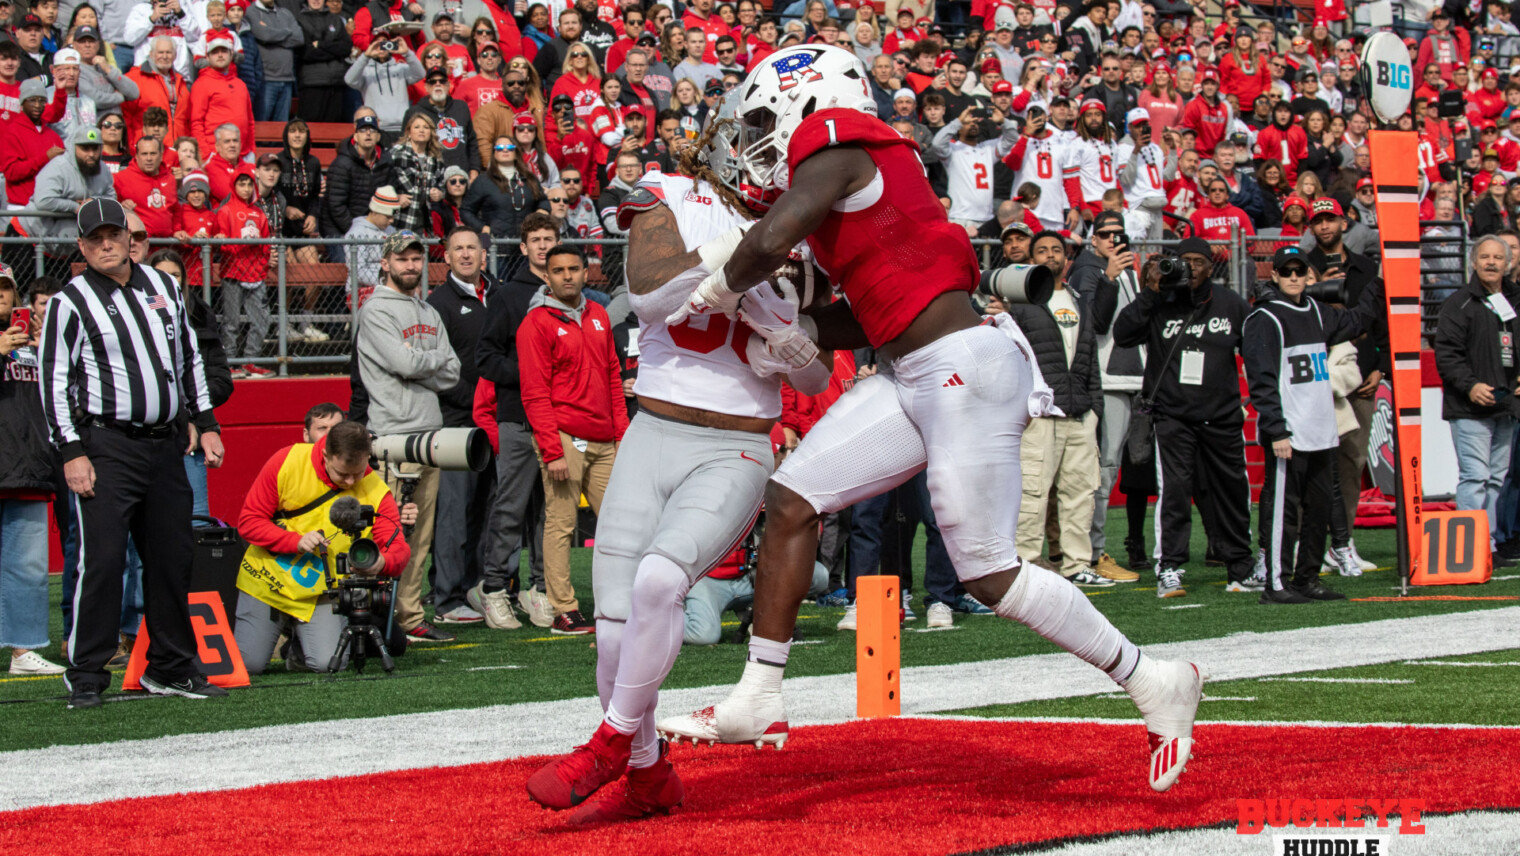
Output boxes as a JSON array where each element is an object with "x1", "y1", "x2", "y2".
[
  {"x1": 504, "y1": 78, "x2": 527, "y2": 86},
  {"x1": 717, "y1": 47, "x2": 736, "y2": 54},
  {"x1": 130, "y1": 230, "x2": 149, "y2": 242},
  {"x1": 1278, "y1": 264, "x2": 1307, "y2": 277},
  {"x1": 1095, "y1": 230, "x2": 1123, "y2": 240},
  {"x1": 548, "y1": 196, "x2": 567, "y2": 202},
  {"x1": 475, "y1": 28, "x2": 491, "y2": 34},
  {"x1": 101, "y1": 121, "x2": 124, "y2": 129},
  {"x1": 495, "y1": 143, "x2": 516, "y2": 151},
  {"x1": 570, "y1": 51, "x2": 591, "y2": 58},
  {"x1": 562, "y1": 177, "x2": 582, "y2": 183},
  {"x1": 480, "y1": 49, "x2": 500, "y2": 57},
  {"x1": 447, "y1": 178, "x2": 467, "y2": 185}
]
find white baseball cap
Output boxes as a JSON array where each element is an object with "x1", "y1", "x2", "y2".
[
  {"x1": 207, "y1": 36, "x2": 236, "y2": 53},
  {"x1": 1125, "y1": 107, "x2": 1151, "y2": 126},
  {"x1": 53, "y1": 48, "x2": 80, "y2": 66}
]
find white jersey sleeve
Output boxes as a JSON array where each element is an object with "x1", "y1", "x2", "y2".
[{"x1": 629, "y1": 174, "x2": 785, "y2": 420}]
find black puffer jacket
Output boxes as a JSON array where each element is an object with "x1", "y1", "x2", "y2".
[
  {"x1": 0, "y1": 344, "x2": 55, "y2": 495},
  {"x1": 175, "y1": 289, "x2": 234, "y2": 450},
  {"x1": 1004, "y1": 289, "x2": 1103, "y2": 421},
  {"x1": 298, "y1": 5, "x2": 353, "y2": 88},
  {"x1": 319, "y1": 138, "x2": 395, "y2": 236}
]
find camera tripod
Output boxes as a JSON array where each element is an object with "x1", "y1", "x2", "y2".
[{"x1": 321, "y1": 550, "x2": 397, "y2": 675}]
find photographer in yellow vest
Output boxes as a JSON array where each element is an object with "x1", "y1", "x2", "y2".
[{"x1": 233, "y1": 420, "x2": 417, "y2": 673}]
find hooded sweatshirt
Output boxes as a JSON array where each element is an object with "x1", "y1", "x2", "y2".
[
  {"x1": 343, "y1": 52, "x2": 425, "y2": 132},
  {"x1": 215, "y1": 166, "x2": 271, "y2": 282},
  {"x1": 22, "y1": 152, "x2": 118, "y2": 239},
  {"x1": 176, "y1": 172, "x2": 217, "y2": 287},
  {"x1": 354, "y1": 283, "x2": 461, "y2": 436},
  {"x1": 76, "y1": 58, "x2": 140, "y2": 114},
  {"x1": 190, "y1": 63, "x2": 255, "y2": 160},
  {"x1": 114, "y1": 158, "x2": 179, "y2": 237},
  {"x1": 516, "y1": 286, "x2": 628, "y2": 461},
  {"x1": 244, "y1": 0, "x2": 304, "y2": 83}
]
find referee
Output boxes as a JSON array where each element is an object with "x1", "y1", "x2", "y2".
[{"x1": 38, "y1": 199, "x2": 229, "y2": 710}]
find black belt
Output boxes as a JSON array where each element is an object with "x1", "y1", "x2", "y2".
[{"x1": 85, "y1": 416, "x2": 176, "y2": 440}]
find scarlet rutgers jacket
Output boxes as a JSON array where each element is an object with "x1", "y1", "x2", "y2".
[
  {"x1": 1112, "y1": 281, "x2": 1249, "y2": 424},
  {"x1": 516, "y1": 288, "x2": 628, "y2": 463}
]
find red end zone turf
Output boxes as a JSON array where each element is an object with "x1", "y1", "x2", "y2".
[{"x1": 9, "y1": 719, "x2": 1520, "y2": 856}]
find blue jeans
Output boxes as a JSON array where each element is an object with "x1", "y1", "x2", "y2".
[
  {"x1": 258, "y1": 81, "x2": 295, "y2": 123},
  {"x1": 185, "y1": 451, "x2": 210, "y2": 524},
  {"x1": 845, "y1": 472, "x2": 959, "y2": 605},
  {"x1": 683, "y1": 562, "x2": 827, "y2": 645},
  {"x1": 1450, "y1": 414, "x2": 1516, "y2": 543},
  {"x1": 1495, "y1": 421, "x2": 1520, "y2": 545},
  {"x1": 0, "y1": 500, "x2": 51, "y2": 650}
]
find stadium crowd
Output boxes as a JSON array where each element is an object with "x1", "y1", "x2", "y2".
[{"x1": 3, "y1": 0, "x2": 1520, "y2": 696}]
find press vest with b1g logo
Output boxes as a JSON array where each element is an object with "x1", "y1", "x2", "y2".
[
  {"x1": 1248, "y1": 298, "x2": 1339, "y2": 452},
  {"x1": 235, "y1": 444, "x2": 393, "y2": 622}
]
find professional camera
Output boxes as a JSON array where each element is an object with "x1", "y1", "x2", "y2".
[
  {"x1": 1155, "y1": 256, "x2": 1191, "y2": 292},
  {"x1": 1305, "y1": 277, "x2": 1348, "y2": 304},
  {"x1": 978, "y1": 264, "x2": 1055, "y2": 306},
  {"x1": 321, "y1": 496, "x2": 397, "y2": 674},
  {"x1": 371, "y1": 427, "x2": 492, "y2": 472}
]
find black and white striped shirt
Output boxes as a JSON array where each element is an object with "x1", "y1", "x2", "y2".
[{"x1": 37, "y1": 263, "x2": 217, "y2": 460}]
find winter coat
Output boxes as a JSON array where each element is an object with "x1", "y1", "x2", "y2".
[
  {"x1": 296, "y1": 5, "x2": 352, "y2": 89},
  {"x1": 0, "y1": 345, "x2": 56, "y2": 496},
  {"x1": 215, "y1": 178, "x2": 272, "y2": 283},
  {"x1": 0, "y1": 116, "x2": 64, "y2": 208},
  {"x1": 388, "y1": 141, "x2": 445, "y2": 234},
  {"x1": 76, "y1": 61, "x2": 140, "y2": 113},
  {"x1": 22, "y1": 155, "x2": 117, "y2": 239},
  {"x1": 123, "y1": 62, "x2": 193, "y2": 144},
  {"x1": 461, "y1": 168, "x2": 548, "y2": 239},
  {"x1": 476, "y1": 264, "x2": 548, "y2": 425},
  {"x1": 517, "y1": 288, "x2": 628, "y2": 459},
  {"x1": 1003, "y1": 289, "x2": 1103, "y2": 421},
  {"x1": 276, "y1": 147, "x2": 322, "y2": 237},
  {"x1": 426, "y1": 272, "x2": 496, "y2": 428},
  {"x1": 319, "y1": 138, "x2": 395, "y2": 236},
  {"x1": 403, "y1": 95, "x2": 477, "y2": 176},
  {"x1": 1434, "y1": 275, "x2": 1520, "y2": 422}
]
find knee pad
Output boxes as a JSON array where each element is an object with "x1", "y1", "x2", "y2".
[{"x1": 629, "y1": 554, "x2": 692, "y2": 615}]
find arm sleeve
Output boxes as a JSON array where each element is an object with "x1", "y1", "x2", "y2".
[
  {"x1": 515, "y1": 314, "x2": 565, "y2": 462},
  {"x1": 371, "y1": 491, "x2": 411, "y2": 577},
  {"x1": 32, "y1": 167, "x2": 80, "y2": 214},
  {"x1": 1322, "y1": 276, "x2": 1385, "y2": 345},
  {"x1": 1111, "y1": 286, "x2": 1156, "y2": 348},
  {"x1": 929, "y1": 119, "x2": 958, "y2": 162},
  {"x1": 1091, "y1": 272, "x2": 1121, "y2": 335},
  {"x1": 36, "y1": 294, "x2": 85, "y2": 460},
  {"x1": 343, "y1": 54, "x2": 369, "y2": 88},
  {"x1": 1242, "y1": 312, "x2": 1289, "y2": 443},
  {"x1": 418, "y1": 321, "x2": 463, "y2": 393},
  {"x1": 403, "y1": 52, "x2": 425, "y2": 84},
  {"x1": 235, "y1": 451, "x2": 305, "y2": 553},
  {"x1": 475, "y1": 298, "x2": 523, "y2": 396},
  {"x1": 173, "y1": 283, "x2": 217, "y2": 430}
]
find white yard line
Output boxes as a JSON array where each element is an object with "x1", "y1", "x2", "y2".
[
  {"x1": 1257, "y1": 677, "x2": 1414, "y2": 684},
  {"x1": 1, "y1": 607, "x2": 1516, "y2": 813},
  {"x1": 1405, "y1": 660, "x2": 1520, "y2": 667}
]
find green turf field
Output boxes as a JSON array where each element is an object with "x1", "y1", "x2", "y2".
[{"x1": 4, "y1": 508, "x2": 1516, "y2": 753}]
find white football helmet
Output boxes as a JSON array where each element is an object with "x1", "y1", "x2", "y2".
[{"x1": 734, "y1": 45, "x2": 878, "y2": 195}]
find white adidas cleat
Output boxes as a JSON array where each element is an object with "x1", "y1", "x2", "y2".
[
  {"x1": 1125, "y1": 658, "x2": 1205, "y2": 792},
  {"x1": 656, "y1": 693, "x2": 789, "y2": 750}
]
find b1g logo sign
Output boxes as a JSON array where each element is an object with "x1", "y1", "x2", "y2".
[
  {"x1": 1373, "y1": 59, "x2": 1411, "y2": 90},
  {"x1": 1288, "y1": 351, "x2": 1330, "y2": 384}
]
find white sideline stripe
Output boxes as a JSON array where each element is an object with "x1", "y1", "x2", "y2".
[
  {"x1": 2, "y1": 607, "x2": 1517, "y2": 812},
  {"x1": 1026, "y1": 810, "x2": 1520, "y2": 856},
  {"x1": 1258, "y1": 677, "x2": 1414, "y2": 684},
  {"x1": 1164, "y1": 604, "x2": 1206, "y2": 610},
  {"x1": 1405, "y1": 660, "x2": 1520, "y2": 667}
]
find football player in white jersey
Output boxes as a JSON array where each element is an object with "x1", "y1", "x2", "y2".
[
  {"x1": 1066, "y1": 99, "x2": 1120, "y2": 227},
  {"x1": 524, "y1": 119, "x2": 834, "y2": 825},
  {"x1": 1114, "y1": 107, "x2": 1173, "y2": 240},
  {"x1": 1003, "y1": 104, "x2": 1081, "y2": 231},
  {"x1": 931, "y1": 105, "x2": 1021, "y2": 230}
]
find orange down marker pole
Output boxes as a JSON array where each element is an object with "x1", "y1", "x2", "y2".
[
  {"x1": 856, "y1": 575, "x2": 900, "y2": 718},
  {"x1": 1368, "y1": 129, "x2": 1426, "y2": 592}
]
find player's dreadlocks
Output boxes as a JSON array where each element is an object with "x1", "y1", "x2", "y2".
[{"x1": 677, "y1": 118, "x2": 762, "y2": 222}]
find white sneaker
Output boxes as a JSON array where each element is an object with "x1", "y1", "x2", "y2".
[
  {"x1": 435, "y1": 604, "x2": 484, "y2": 624},
  {"x1": 1348, "y1": 539, "x2": 1376, "y2": 571},
  {"x1": 836, "y1": 602, "x2": 857, "y2": 631},
  {"x1": 286, "y1": 324, "x2": 310, "y2": 343},
  {"x1": 1329, "y1": 545, "x2": 1362, "y2": 577},
  {"x1": 299, "y1": 323, "x2": 330, "y2": 343},
  {"x1": 1156, "y1": 567, "x2": 1187, "y2": 598},
  {"x1": 1124, "y1": 658, "x2": 1206, "y2": 792},
  {"x1": 657, "y1": 691, "x2": 789, "y2": 749},
  {"x1": 1069, "y1": 568, "x2": 1117, "y2": 588},
  {"x1": 518, "y1": 589, "x2": 553, "y2": 628},
  {"x1": 468, "y1": 582, "x2": 521, "y2": 630},
  {"x1": 926, "y1": 601, "x2": 953, "y2": 627},
  {"x1": 9, "y1": 650, "x2": 65, "y2": 675}
]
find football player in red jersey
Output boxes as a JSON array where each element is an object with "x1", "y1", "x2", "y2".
[{"x1": 658, "y1": 45, "x2": 1205, "y2": 795}]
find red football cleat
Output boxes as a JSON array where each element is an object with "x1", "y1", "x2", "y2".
[
  {"x1": 567, "y1": 740, "x2": 684, "y2": 826},
  {"x1": 526, "y1": 722, "x2": 632, "y2": 810}
]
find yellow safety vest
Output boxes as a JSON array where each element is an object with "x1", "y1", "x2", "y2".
[{"x1": 235, "y1": 444, "x2": 393, "y2": 622}]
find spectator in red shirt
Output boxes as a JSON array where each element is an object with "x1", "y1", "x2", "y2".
[
  {"x1": 547, "y1": 93, "x2": 598, "y2": 193},
  {"x1": 1190, "y1": 177, "x2": 1255, "y2": 256},
  {"x1": 1415, "y1": 7, "x2": 1470, "y2": 86},
  {"x1": 1180, "y1": 69, "x2": 1228, "y2": 157},
  {"x1": 202, "y1": 123, "x2": 243, "y2": 202},
  {"x1": 124, "y1": 37, "x2": 193, "y2": 147},
  {"x1": 1255, "y1": 101, "x2": 1309, "y2": 185},
  {"x1": 216, "y1": 166, "x2": 273, "y2": 375},
  {"x1": 190, "y1": 38, "x2": 254, "y2": 164},
  {"x1": 114, "y1": 136, "x2": 178, "y2": 238},
  {"x1": 0, "y1": 78, "x2": 63, "y2": 208},
  {"x1": 681, "y1": 0, "x2": 728, "y2": 63},
  {"x1": 1218, "y1": 26, "x2": 1270, "y2": 113},
  {"x1": 517, "y1": 244, "x2": 626, "y2": 634},
  {"x1": 174, "y1": 170, "x2": 217, "y2": 287}
]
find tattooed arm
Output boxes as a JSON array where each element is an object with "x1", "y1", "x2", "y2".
[{"x1": 625, "y1": 204, "x2": 704, "y2": 296}]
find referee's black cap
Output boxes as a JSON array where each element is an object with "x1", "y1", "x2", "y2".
[{"x1": 77, "y1": 198, "x2": 128, "y2": 238}]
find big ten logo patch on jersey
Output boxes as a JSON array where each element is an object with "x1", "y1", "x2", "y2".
[
  {"x1": 684, "y1": 190, "x2": 713, "y2": 206},
  {"x1": 773, "y1": 49, "x2": 826, "y2": 90},
  {"x1": 437, "y1": 116, "x2": 464, "y2": 150},
  {"x1": 1053, "y1": 307, "x2": 1079, "y2": 329},
  {"x1": 1287, "y1": 349, "x2": 1330, "y2": 384}
]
